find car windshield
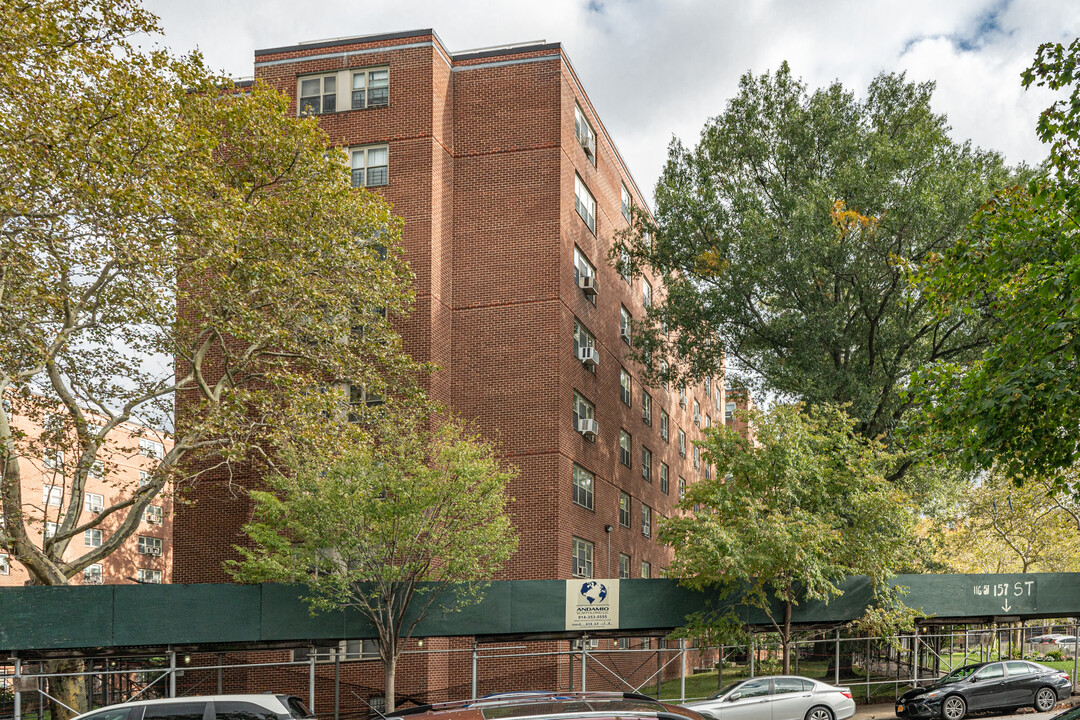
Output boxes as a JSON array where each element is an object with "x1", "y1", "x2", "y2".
[
  {"x1": 709, "y1": 680, "x2": 747, "y2": 700},
  {"x1": 936, "y1": 666, "x2": 979, "y2": 685}
]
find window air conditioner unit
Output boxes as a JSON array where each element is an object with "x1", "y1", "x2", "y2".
[
  {"x1": 577, "y1": 418, "x2": 599, "y2": 440},
  {"x1": 578, "y1": 275, "x2": 598, "y2": 296},
  {"x1": 148, "y1": 546, "x2": 162, "y2": 556},
  {"x1": 620, "y1": 329, "x2": 631, "y2": 343},
  {"x1": 578, "y1": 346, "x2": 599, "y2": 368}
]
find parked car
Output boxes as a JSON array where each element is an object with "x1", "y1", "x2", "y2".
[
  {"x1": 681, "y1": 676, "x2": 855, "y2": 720},
  {"x1": 1030, "y1": 634, "x2": 1066, "y2": 645},
  {"x1": 895, "y1": 661, "x2": 1071, "y2": 720},
  {"x1": 387, "y1": 692, "x2": 706, "y2": 720},
  {"x1": 71, "y1": 695, "x2": 315, "y2": 720}
]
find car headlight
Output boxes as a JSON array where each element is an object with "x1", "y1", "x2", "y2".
[{"x1": 924, "y1": 691, "x2": 944, "y2": 700}]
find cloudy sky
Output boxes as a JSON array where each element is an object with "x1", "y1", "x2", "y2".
[{"x1": 143, "y1": 0, "x2": 1078, "y2": 204}]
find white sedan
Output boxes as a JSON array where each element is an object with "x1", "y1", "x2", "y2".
[{"x1": 681, "y1": 676, "x2": 856, "y2": 720}]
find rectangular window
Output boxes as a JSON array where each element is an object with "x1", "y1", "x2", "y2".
[
  {"x1": 574, "y1": 174, "x2": 596, "y2": 233},
  {"x1": 0, "y1": 553, "x2": 8, "y2": 575},
  {"x1": 572, "y1": 464, "x2": 594, "y2": 510},
  {"x1": 660, "y1": 462, "x2": 669, "y2": 494},
  {"x1": 641, "y1": 446, "x2": 652, "y2": 482},
  {"x1": 620, "y1": 248, "x2": 632, "y2": 285},
  {"x1": 621, "y1": 184, "x2": 632, "y2": 223},
  {"x1": 678, "y1": 476, "x2": 686, "y2": 499},
  {"x1": 351, "y1": 145, "x2": 389, "y2": 188},
  {"x1": 678, "y1": 429, "x2": 686, "y2": 457},
  {"x1": 144, "y1": 505, "x2": 164, "y2": 524},
  {"x1": 573, "y1": 392, "x2": 595, "y2": 434},
  {"x1": 299, "y1": 74, "x2": 336, "y2": 114},
  {"x1": 617, "y1": 637, "x2": 629, "y2": 650},
  {"x1": 641, "y1": 391, "x2": 652, "y2": 425},
  {"x1": 660, "y1": 409, "x2": 669, "y2": 442},
  {"x1": 42, "y1": 485, "x2": 63, "y2": 507},
  {"x1": 89, "y1": 460, "x2": 104, "y2": 479},
  {"x1": 44, "y1": 521, "x2": 59, "y2": 539},
  {"x1": 85, "y1": 493, "x2": 104, "y2": 513},
  {"x1": 678, "y1": 385, "x2": 687, "y2": 408},
  {"x1": 83, "y1": 564, "x2": 102, "y2": 584},
  {"x1": 693, "y1": 445, "x2": 701, "y2": 471},
  {"x1": 572, "y1": 537, "x2": 593, "y2": 578},
  {"x1": 43, "y1": 448, "x2": 63, "y2": 470},
  {"x1": 619, "y1": 430, "x2": 632, "y2": 467},
  {"x1": 641, "y1": 505, "x2": 652, "y2": 537},
  {"x1": 716, "y1": 383, "x2": 723, "y2": 411},
  {"x1": 620, "y1": 369, "x2": 632, "y2": 406},
  {"x1": 574, "y1": 320, "x2": 597, "y2": 371},
  {"x1": 139, "y1": 438, "x2": 163, "y2": 459},
  {"x1": 705, "y1": 413, "x2": 712, "y2": 428},
  {"x1": 726, "y1": 401, "x2": 736, "y2": 424},
  {"x1": 138, "y1": 535, "x2": 163, "y2": 556},
  {"x1": 574, "y1": 246, "x2": 598, "y2": 303},
  {"x1": 705, "y1": 463, "x2": 712, "y2": 480},
  {"x1": 351, "y1": 67, "x2": 389, "y2": 109},
  {"x1": 137, "y1": 568, "x2": 162, "y2": 584},
  {"x1": 619, "y1": 553, "x2": 630, "y2": 579},
  {"x1": 620, "y1": 306, "x2": 632, "y2": 345},
  {"x1": 138, "y1": 470, "x2": 150, "y2": 487},
  {"x1": 619, "y1": 492, "x2": 631, "y2": 528},
  {"x1": 641, "y1": 560, "x2": 651, "y2": 579},
  {"x1": 84, "y1": 528, "x2": 102, "y2": 547},
  {"x1": 693, "y1": 399, "x2": 701, "y2": 426},
  {"x1": 642, "y1": 279, "x2": 652, "y2": 308},
  {"x1": 704, "y1": 377, "x2": 712, "y2": 397},
  {"x1": 660, "y1": 360, "x2": 669, "y2": 390},
  {"x1": 574, "y1": 104, "x2": 596, "y2": 162}
]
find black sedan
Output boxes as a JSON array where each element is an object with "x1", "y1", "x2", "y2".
[{"x1": 895, "y1": 660, "x2": 1071, "y2": 720}]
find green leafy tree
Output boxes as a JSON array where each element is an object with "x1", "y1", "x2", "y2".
[
  {"x1": 615, "y1": 64, "x2": 1009, "y2": 469},
  {"x1": 660, "y1": 403, "x2": 916, "y2": 674},
  {"x1": 230, "y1": 415, "x2": 518, "y2": 713},
  {"x1": 0, "y1": 2, "x2": 416, "y2": 716},
  {"x1": 915, "y1": 39, "x2": 1080, "y2": 481}
]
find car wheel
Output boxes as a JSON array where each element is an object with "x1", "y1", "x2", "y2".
[
  {"x1": 805, "y1": 706, "x2": 834, "y2": 720},
  {"x1": 1034, "y1": 687, "x2": 1057, "y2": 712},
  {"x1": 942, "y1": 695, "x2": 966, "y2": 720}
]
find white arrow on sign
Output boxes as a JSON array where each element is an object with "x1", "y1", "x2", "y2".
[{"x1": 1002, "y1": 598, "x2": 1012, "y2": 612}]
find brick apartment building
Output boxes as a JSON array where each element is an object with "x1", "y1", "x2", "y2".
[
  {"x1": 172, "y1": 28, "x2": 726, "y2": 706},
  {"x1": 0, "y1": 401, "x2": 174, "y2": 587}
]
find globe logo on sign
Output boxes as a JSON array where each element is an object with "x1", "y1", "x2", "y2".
[{"x1": 579, "y1": 581, "x2": 607, "y2": 605}]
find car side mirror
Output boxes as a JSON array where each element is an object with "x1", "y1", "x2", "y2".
[{"x1": 728, "y1": 693, "x2": 742, "y2": 702}]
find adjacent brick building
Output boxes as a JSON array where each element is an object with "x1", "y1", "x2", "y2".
[
  {"x1": 0, "y1": 401, "x2": 174, "y2": 587},
  {"x1": 172, "y1": 28, "x2": 726, "y2": 706}
]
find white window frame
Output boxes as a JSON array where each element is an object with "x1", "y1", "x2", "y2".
[
  {"x1": 42, "y1": 484, "x2": 63, "y2": 507},
  {"x1": 678, "y1": 429, "x2": 686, "y2": 457},
  {"x1": 139, "y1": 438, "x2": 163, "y2": 459},
  {"x1": 660, "y1": 409, "x2": 669, "y2": 442},
  {"x1": 83, "y1": 563, "x2": 102, "y2": 584},
  {"x1": 574, "y1": 104, "x2": 596, "y2": 163},
  {"x1": 139, "y1": 470, "x2": 150, "y2": 487},
  {"x1": 573, "y1": 391, "x2": 595, "y2": 433},
  {"x1": 573, "y1": 246, "x2": 597, "y2": 303},
  {"x1": 641, "y1": 445, "x2": 652, "y2": 482},
  {"x1": 641, "y1": 505, "x2": 652, "y2": 538},
  {"x1": 620, "y1": 306, "x2": 632, "y2": 345},
  {"x1": 144, "y1": 505, "x2": 164, "y2": 524},
  {"x1": 351, "y1": 67, "x2": 389, "y2": 110},
  {"x1": 641, "y1": 560, "x2": 651, "y2": 579},
  {"x1": 85, "y1": 492, "x2": 104, "y2": 513},
  {"x1": 726, "y1": 402, "x2": 736, "y2": 424},
  {"x1": 574, "y1": 174, "x2": 596, "y2": 233},
  {"x1": 574, "y1": 320, "x2": 597, "y2": 372},
  {"x1": 642, "y1": 390, "x2": 652, "y2": 426},
  {"x1": 136, "y1": 568, "x2": 162, "y2": 584},
  {"x1": 660, "y1": 462, "x2": 669, "y2": 494},
  {"x1": 572, "y1": 464, "x2": 594, "y2": 511},
  {"x1": 620, "y1": 369, "x2": 632, "y2": 406},
  {"x1": 678, "y1": 476, "x2": 686, "y2": 499},
  {"x1": 298, "y1": 73, "x2": 337, "y2": 115},
  {"x1": 44, "y1": 521, "x2": 59, "y2": 539},
  {"x1": 89, "y1": 460, "x2": 104, "y2": 479},
  {"x1": 619, "y1": 430, "x2": 632, "y2": 467},
  {"x1": 621, "y1": 184, "x2": 632, "y2": 223},
  {"x1": 84, "y1": 528, "x2": 102, "y2": 547},
  {"x1": 618, "y1": 492, "x2": 631, "y2": 528},
  {"x1": 137, "y1": 535, "x2": 163, "y2": 556},
  {"x1": 0, "y1": 553, "x2": 9, "y2": 575},
  {"x1": 643, "y1": 279, "x2": 652, "y2": 308},
  {"x1": 43, "y1": 448, "x2": 63, "y2": 470},
  {"x1": 572, "y1": 537, "x2": 594, "y2": 578},
  {"x1": 619, "y1": 553, "x2": 630, "y2": 580},
  {"x1": 350, "y1": 144, "x2": 389, "y2": 188}
]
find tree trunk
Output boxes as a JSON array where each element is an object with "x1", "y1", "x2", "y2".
[
  {"x1": 782, "y1": 601, "x2": 792, "y2": 675},
  {"x1": 47, "y1": 658, "x2": 87, "y2": 720},
  {"x1": 384, "y1": 652, "x2": 396, "y2": 713}
]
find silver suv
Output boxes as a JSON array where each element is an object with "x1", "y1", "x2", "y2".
[{"x1": 72, "y1": 695, "x2": 315, "y2": 720}]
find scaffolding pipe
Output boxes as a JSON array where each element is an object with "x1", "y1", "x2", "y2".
[
  {"x1": 168, "y1": 650, "x2": 176, "y2": 698},
  {"x1": 471, "y1": 643, "x2": 478, "y2": 700},
  {"x1": 679, "y1": 639, "x2": 686, "y2": 703},
  {"x1": 308, "y1": 651, "x2": 316, "y2": 713},
  {"x1": 749, "y1": 635, "x2": 755, "y2": 677},
  {"x1": 834, "y1": 629, "x2": 840, "y2": 686},
  {"x1": 1074, "y1": 623, "x2": 1079, "y2": 692},
  {"x1": 334, "y1": 652, "x2": 340, "y2": 720},
  {"x1": 13, "y1": 656, "x2": 21, "y2": 720},
  {"x1": 580, "y1": 638, "x2": 587, "y2": 692},
  {"x1": 913, "y1": 627, "x2": 919, "y2": 687},
  {"x1": 218, "y1": 653, "x2": 224, "y2": 695}
]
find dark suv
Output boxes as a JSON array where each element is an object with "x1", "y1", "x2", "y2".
[
  {"x1": 895, "y1": 661, "x2": 1071, "y2": 720},
  {"x1": 389, "y1": 692, "x2": 706, "y2": 720}
]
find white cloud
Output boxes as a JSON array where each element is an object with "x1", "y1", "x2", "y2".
[{"x1": 144, "y1": 0, "x2": 1078, "y2": 201}]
